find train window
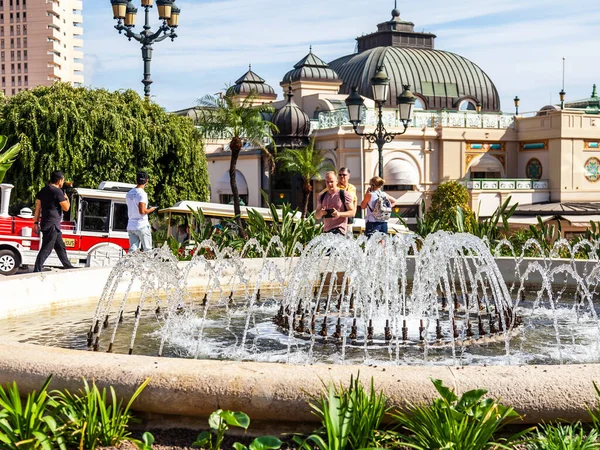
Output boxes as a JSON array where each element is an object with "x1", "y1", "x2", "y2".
[
  {"x1": 112, "y1": 202, "x2": 128, "y2": 232},
  {"x1": 82, "y1": 198, "x2": 110, "y2": 232}
]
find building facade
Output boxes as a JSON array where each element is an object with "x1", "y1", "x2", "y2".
[
  {"x1": 0, "y1": 0, "x2": 83, "y2": 97},
  {"x1": 186, "y1": 6, "x2": 600, "y2": 232}
]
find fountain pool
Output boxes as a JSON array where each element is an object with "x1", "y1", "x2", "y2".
[{"x1": 1, "y1": 231, "x2": 600, "y2": 427}]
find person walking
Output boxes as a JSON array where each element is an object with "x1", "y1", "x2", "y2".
[
  {"x1": 360, "y1": 176, "x2": 397, "y2": 238},
  {"x1": 126, "y1": 171, "x2": 157, "y2": 252},
  {"x1": 315, "y1": 171, "x2": 355, "y2": 235},
  {"x1": 32, "y1": 170, "x2": 76, "y2": 272}
]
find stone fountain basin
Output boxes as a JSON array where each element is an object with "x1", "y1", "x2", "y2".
[{"x1": 0, "y1": 258, "x2": 599, "y2": 430}]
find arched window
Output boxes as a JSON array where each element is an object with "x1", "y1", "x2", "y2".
[
  {"x1": 458, "y1": 99, "x2": 477, "y2": 111},
  {"x1": 414, "y1": 96, "x2": 426, "y2": 110}
]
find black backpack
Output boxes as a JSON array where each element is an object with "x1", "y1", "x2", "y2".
[{"x1": 320, "y1": 189, "x2": 354, "y2": 224}]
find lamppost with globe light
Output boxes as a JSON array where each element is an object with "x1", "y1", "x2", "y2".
[
  {"x1": 344, "y1": 66, "x2": 416, "y2": 179},
  {"x1": 110, "y1": 0, "x2": 180, "y2": 99}
]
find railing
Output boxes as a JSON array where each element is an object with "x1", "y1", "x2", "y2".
[
  {"x1": 310, "y1": 109, "x2": 515, "y2": 132},
  {"x1": 464, "y1": 179, "x2": 549, "y2": 190}
]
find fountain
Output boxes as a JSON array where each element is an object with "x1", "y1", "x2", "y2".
[{"x1": 1, "y1": 231, "x2": 600, "y2": 429}]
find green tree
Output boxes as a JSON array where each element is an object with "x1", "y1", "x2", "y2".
[
  {"x1": 195, "y1": 89, "x2": 277, "y2": 236},
  {"x1": 276, "y1": 137, "x2": 333, "y2": 218},
  {"x1": 427, "y1": 180, "x2": 474, "y2": 231},
  {"x1": 0, "y1": 136, "x2": 20, "y2": 183},
  {"x1": 0, "y1": 83, "x2": 209, "y2": 209}
]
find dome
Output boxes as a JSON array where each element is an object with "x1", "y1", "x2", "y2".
[
  {"x1": 229, "y1": 66, "x2": 277, "y2": 99},
  {"x1": 329, "y1": 47, "x2": 500, "y2": 111},
  {"x1": 282, "y1": 49, "x2": 340, "y2": 84},
  {"x1": 272, "y1": 87, "x2": 311, "y2": 148},
  {"x1": 328, "y1": 10, "x2": 500, "y2": 111}
]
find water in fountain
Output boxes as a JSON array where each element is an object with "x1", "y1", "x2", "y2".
[{"x1": 4, "y1": 231, "x2": 600, "y2": 366}]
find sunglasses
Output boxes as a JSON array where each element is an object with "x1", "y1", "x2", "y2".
[{"x1": 338, "y1": 173, "x2": 349, "y2": 177}]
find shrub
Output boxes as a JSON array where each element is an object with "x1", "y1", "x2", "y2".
[
  {"x1": 391, "y1": 378, "x2": 530, "y2": 450},
  {"x1": 52, "y1": 377, "x2": 150, "y2": 449},
  {"x1": 294, "y1": 375, "x2": 387, "y2": 450},
  {"x1": 0, "y1": 376, "x2": 66, "y2": 450},
  {"x1": 526, "y1": 422, "x2": 600, "y2": 449},
  {"x1": 427, "y1": 180, "x2": 475, "y2": 231}
]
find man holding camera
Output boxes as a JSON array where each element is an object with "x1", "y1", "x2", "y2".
[
  {"x1": 126, "y1": 171, "x2": 157, "y2": 252},
  {"x1": 32, "y1": 170, "x2": 77, "y2": 272},
  {"x1": 315, "y1": 171, "x2": 355, "y2": 235}
]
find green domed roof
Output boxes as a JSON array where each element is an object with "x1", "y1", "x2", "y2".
[
  {"x1": 329, "y1": 8, "x2": 500, "y2": 112},
  {"x1": 329, "y1": 47, "x2": 500, "y2": 111}
]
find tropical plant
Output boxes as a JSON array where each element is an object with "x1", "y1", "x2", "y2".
[
  {"x1": 427, "y1": 180, "x2": 474, "y2": 231},
  {"x1": 276, "y1": 137, "x2": 334, "y2": 218},
  {"x1": 341, "y1": 375, "x2": 388, "y2": 450},
  {"x1": 0, "y1": 135, "x2": 20, "y2": 183},
  {"x1": 52, "y1": 377, "x2": 150, "y2": 449},
  {"x1": 588, "y1": 381, "x2": 600, "y2": 434},
  {"x1": 293, "y1": 384, "x2": 353, "y2": 450},
  {"x1": 526, "y1": 216, "x2": 562, "y2": 257},
  {"x1": 0, "y1": 376, "x2": 66, "y2": 450},
  {"x1": 526, "y1": 422, "x2": 600, "y2": 450},
  {"x1": 234, "y1": 192, "x2": 322, "y2": 257},
  {"x1": 1, "y1": 83, "x2": 209, "y2": 210},
  {"x1": 195, "y1": 89, "x2": 277, "y2": 236},
  {"x1": 455, "y1": 195, "x2": 517, "y2": 244},
  {"x1": 294, "y1": 375, "x2": 387, "y2": 450},
  {"x1": 391, "y1": 378, "x2": 530, "y2": 450}
]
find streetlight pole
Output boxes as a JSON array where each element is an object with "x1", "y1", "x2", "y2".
[
  {"x1": 344, "y1": 66, "x2": 416, "y2": 178},
  {"x1": 110, "y1": 0, "x2": 180, "y2": 100}
]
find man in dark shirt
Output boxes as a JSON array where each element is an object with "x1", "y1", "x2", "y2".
[{"x1": 32, "y1": 170, "x2": 76, "y2": 272}]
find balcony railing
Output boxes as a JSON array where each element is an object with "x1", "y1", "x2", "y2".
[
  {"x1": 310, "y1": 109, "x2": 515, "y2": 132},
  {"x1": 464, "y1": 179, "x2": 549, "y2": 190}
]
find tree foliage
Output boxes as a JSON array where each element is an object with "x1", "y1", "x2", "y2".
[
  {"x1": 427, "y1": 180, "x2": 474, "y2": 231},
  {"x1": 1, "y1": 83, "x2": 209, "y2": 209}
]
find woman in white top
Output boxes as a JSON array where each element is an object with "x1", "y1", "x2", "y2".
[{"x1": 360, "y1": 176, "x2": 397, "y2": 238}]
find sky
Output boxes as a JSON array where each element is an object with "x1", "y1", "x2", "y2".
[{"x1": 84, "y1": 0, "x2": 600, "y2": 114}]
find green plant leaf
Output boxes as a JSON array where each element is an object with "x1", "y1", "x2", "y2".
[
  {"x1": 221, "y1": 410, "x2": 250, "y2": 430},
  {"x1": 248, "y1": 435, "x2": 283, "y2": 450},
  {"x1": 192, "y1": 430, "x2": 212, "y2": 447}
]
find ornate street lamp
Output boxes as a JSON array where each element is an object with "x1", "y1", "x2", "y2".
[
  {"x1": 345, "y1": 66, "x2": 416, "y2": 178},
  {"x1": 110, "y1": 0, "x2": 180, "y2": 99},
  {"x1": 559, "y1": 89, "x2": 566, "y2": 110},
  {"x1": 514, "y1": 96, "x2": 520, "y2": 115}
]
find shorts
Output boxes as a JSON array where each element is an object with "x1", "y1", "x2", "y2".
[
  {"x1": 365, "y1": 221, "x2": 388, "y2": 238},
  {"x1": 128, "y1": 225, "x2": 153, "y2": 252}
]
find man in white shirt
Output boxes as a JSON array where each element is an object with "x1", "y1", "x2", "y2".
[{"x1": 126, "y1": 171, "x2": 157, "y2": 252}]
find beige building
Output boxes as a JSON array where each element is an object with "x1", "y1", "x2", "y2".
[
  {"x1": 180, "y1": 6, "x2": 600, "y2": 234},
  {"x1": 0, "y1": 0, "x2": 83, "y2": 97}
]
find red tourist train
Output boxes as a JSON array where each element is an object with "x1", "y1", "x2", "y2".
[{"x1": 0, "y1": 181, "x2": 133, "y2": 275}]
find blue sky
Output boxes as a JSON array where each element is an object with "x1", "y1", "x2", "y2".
[{"x1": 84, "y1": 0, "x2": 600, "y2": 113}]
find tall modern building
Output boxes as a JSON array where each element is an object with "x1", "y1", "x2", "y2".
[{"x1": 0, "y1": 0, "x2": 83, "y2": 97}]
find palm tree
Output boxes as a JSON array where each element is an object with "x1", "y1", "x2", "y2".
[
  {"x1": 0, "y1": 136, "x2": 20, "y2": 183},
  {"x1": 196, "y1": 90, "x2": 277, "y2": 236},
  {"x1": 276, "y1": 137, "x2": 334, "y2": 218}
]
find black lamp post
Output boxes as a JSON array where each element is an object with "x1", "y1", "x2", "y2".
[
  {"x1": 344, "y1": 66, "x2": 416, "y2": 178},
  {"x1": 110, "y1": 0, "x2": 180, "y2": 99},
  {"x1": 514, "y1": 96, "x2": 520, "y2": 115},
  {"x1": 559, "y1": 89, "x2": 566, "y2": 110}
]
